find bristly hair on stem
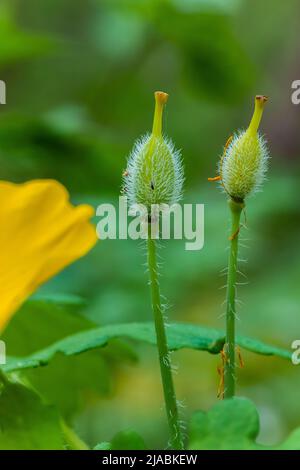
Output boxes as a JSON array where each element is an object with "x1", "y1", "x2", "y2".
[
  {"x1": 124, "y1": 91, "x2": 184, "y2": 448},
  {"x1": 223, "y1": 198, "x2": 244, "y2": 398},
  {"x1": 209, "y1": 95, "x2": 270, "y2": 399},
  {"x1": 147, "y1": 224, "x2": 184, "y2": 449}
]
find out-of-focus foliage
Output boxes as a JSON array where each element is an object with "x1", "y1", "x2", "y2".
[
  {"x1": 2, "y1": 297, "x2": 136, "y2": 420},
  {"x1": 94, "y1": 429, "x2": 147, "y2": 450},
  {"x1": 0, "y1": 4, "x2": 54, "y2": 66},
  {"x1": 189, "y1": 398, "x2": 300, "y2": 450},
  {"x1": 0, "y1": 0, "x2": 299, "y2": 449},
  {"x1": 0, "y1": 374, "x2": 64, "y2": 450}
]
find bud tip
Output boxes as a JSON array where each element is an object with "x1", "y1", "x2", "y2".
[
  {"x1": 255, "y1": 95, "x2": 268, "y2": 107},
  {"x1": 155, "y1": 91, "x2": 169, "y2": 105}
]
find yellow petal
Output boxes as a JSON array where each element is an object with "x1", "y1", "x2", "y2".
[{"x1": 0, "y1": 179, "x2": 97, "y2": 332}]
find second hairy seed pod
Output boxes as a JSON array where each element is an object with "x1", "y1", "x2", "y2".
[
  {"x1": 124, "y1": 91, "x2": 183, "y2": 211},
  {"x1": 216, "y1": 95, "x2": 269, "y2": 202}
]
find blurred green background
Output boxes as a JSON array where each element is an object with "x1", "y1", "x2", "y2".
[{"x1": 1, "y1": 0, "x2": 300, "y2": 449}]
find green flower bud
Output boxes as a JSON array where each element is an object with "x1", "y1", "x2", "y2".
[
  {"x1": 123, "y1": 91, "x2": 183, "y2": 210},
  {"x1": 210, "y1": 96, "x2": 269, "y2": 202}
]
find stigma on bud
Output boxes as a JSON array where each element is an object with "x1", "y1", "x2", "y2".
[
  {"x1": 152, "y1": 91, "x2": 169, "y2": 137},
  {"x1": 248, "y1": 95, "x2": 268, "y2": 135}
]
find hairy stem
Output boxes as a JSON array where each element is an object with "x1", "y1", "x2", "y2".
[
  {"x1": 147, "y1": 223, "x2": 183, "y2": 450},
  {"x1": 224, "y1": 199, "x2": 244, "y2": 399}
]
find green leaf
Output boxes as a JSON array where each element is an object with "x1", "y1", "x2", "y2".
[
  {"x1": 94, "y1": 442, "x2": 111, "y2": 450},
  {"x1": 24, "y1": 352, "x2": 111, "y2": 420},
  {"x1": 2, "y1": 295, "x2": 91, "y2": 356},
  {"x1": 1, "y1": 322, "x2": 291, "y2": 374},
  {"x1": 0, "y1": 373, "x2": 63, "y2": 450},
  {"x1": 1, "y1": 296, "x2": 135, "y2": 419},
  {"x1": 236, "y1": 335, "x2": 291, "y2": 359},
  {"x1": 189, "y1": 397, "x2": 300, "y2": 450},
  {"x1": 94, "y1": 430, "x2": 147, "y2": 450}
]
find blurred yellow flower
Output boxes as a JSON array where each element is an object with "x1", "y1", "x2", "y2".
[{"x1": 0, "y1": 179, "x2": 97, "y2": 332}]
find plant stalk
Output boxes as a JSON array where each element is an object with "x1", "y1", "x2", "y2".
[
  {"x1": 224, "y1": 199, "x2": 244, "y2": 399},
  {"x1": 147, "y1": 223, "x2": 183, "y2": 450},
  {"x1": 61, "y1": 421, "x2": 90, "y2": 450}
]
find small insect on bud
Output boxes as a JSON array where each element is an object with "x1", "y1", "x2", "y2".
[
  {"x1": 209, "y1": 95, "x2": 269, "y2": 202},
  {"x1": 124, "y1": 91, "x2": 183, "y2": 210}
]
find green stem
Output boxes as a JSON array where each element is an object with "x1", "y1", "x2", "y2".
[
  {"x1": 61, "y1": 421, "x2": 90, "y2": 450},
  {"x1": 147, "y1": 223, "x2": 183, "y2": 450},
  {"x1": 224, "y1": 199, "x2": 244, "y2": 399}
]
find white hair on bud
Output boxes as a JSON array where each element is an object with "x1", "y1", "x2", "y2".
[
  {"x1": 220, "y1": 130, "x2": 269, "y2": 201},
  {"x1": 124, "y1": 132, "x2": 184, "y2": 208}
]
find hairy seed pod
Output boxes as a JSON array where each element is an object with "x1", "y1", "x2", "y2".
[
  {"x1": 218, "y1": 95, "x2": 269, "y2": 202},
  {"x1": 124, "y1": 91, "x2": 184, "y2": 210}
]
